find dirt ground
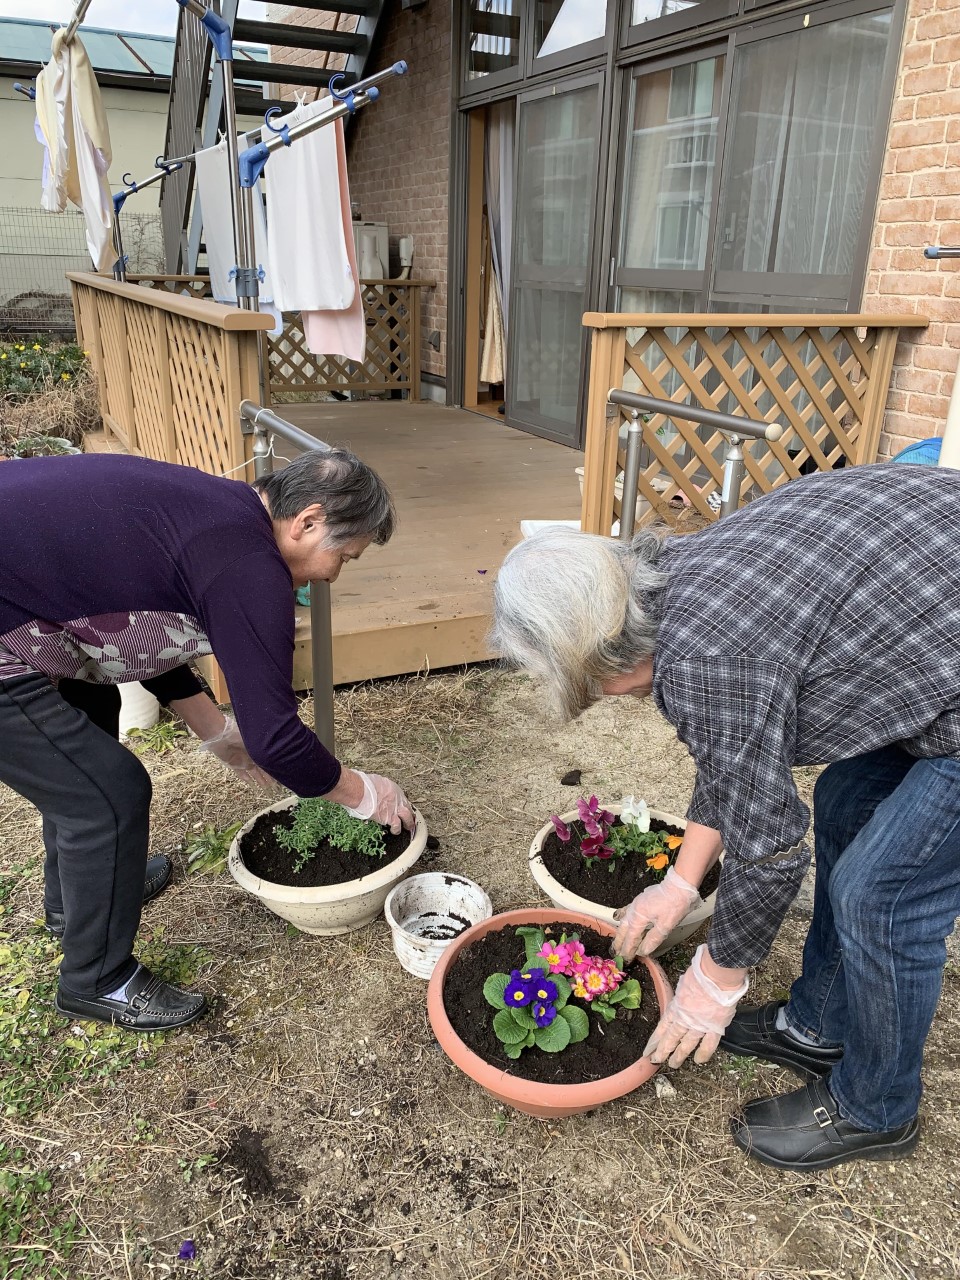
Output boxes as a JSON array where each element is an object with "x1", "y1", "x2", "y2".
[{"x1": 2, "y1": 668, "x2": 959, "y2": 1280}]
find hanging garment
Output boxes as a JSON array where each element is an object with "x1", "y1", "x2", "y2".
[
  {"x1": 298, "y1": 119, "x2": 365, "y2": 363},
  {"x1": 192, "y1": 138, "x2": 282, "y2": 335},
  {"x1": 480, "y1": 271, "x2": 505, "y2": 385},
  {"x1": 262, "y1": 100, "x2": 355, "y2": 313},
  {"x1": 36, "y1": 30, "x2": 113, "y2": 272}
]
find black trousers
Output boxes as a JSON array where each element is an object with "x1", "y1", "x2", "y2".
[{"x1": 0, "y1": 674, "x2": 149, "y2": 995}]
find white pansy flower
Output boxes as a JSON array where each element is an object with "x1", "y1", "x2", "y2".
[{"x1": 620, "y1": 796, "x2": 651, "y2": 831}]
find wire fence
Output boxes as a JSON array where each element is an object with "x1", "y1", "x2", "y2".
[{"x1": 0, "y1": 206, "x2": 165, "y2": 336}]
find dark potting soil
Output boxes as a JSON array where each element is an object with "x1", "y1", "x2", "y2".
[
  {"x1": 239, "y1": 807, "x2": 411, "y2": 888},
  {"x1": 538, "y1": 816, "x2": 721, "y2": 909},
  {"x1": 442, "y1": 922, "x2": 658, "y2": 1085}
]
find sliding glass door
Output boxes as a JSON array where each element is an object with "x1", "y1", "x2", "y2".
[{"x1": 507, "y1": 77, "x2": 602, "y2": 445}]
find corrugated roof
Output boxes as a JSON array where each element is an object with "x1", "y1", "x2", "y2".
[{"x1": 0, "y1": 17, "x2": 265, "y2": 77}]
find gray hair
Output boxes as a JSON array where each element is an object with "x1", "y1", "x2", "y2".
[
  {"x1": 253, "y1": 448, "x2": 395, "y2": 547},
  {"x1": 490, "y1": 527, "x2": 666, "y2": 720}
]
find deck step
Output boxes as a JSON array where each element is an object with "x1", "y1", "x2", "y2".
[{"x1": 83, "y1": 430, "x2": 129, "y2": 455}]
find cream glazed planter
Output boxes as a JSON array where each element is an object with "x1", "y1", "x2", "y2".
[
  {"x1": 528, "y1": 804, "x2": 722, "y2": 956},
  {"x1": 229, "y1": 795, "x2": 428, "y2": 935}
]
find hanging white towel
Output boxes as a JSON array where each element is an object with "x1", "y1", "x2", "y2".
[
  {"x1": 36, "y1": 31, "x2": 113, "y2": 272},
  {"x1": 262, "y1": 100, "x2": 355, "y2": 313},
  {"x1": 193, "y1": 137, "x2": 282, "y2": 335},
  {"x1": 297, "y1": 119, "x2": 365, "y2": 362}
]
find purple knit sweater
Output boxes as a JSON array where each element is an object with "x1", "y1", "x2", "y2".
[{"x1": 0, "y1": 454, "x2": 340, "y2": 796}]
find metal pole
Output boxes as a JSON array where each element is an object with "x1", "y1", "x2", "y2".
[
  {"x1": 310, "y1": 585, "x2": 335, "y2": 754},
  {"x1": 112, "y1": 217, "x2": 127, "y2": 281},
  {"x1": 720, "y1": 436, "x2": 747, "y2": 519},
  {"x1": 62, "y1": 0, "x2": 93, "y2": 44},
  {"x1": 608, "y1": 387, "x2": 783, "y2": 441},
  {"x1": 220, "y1": 58, "x2": 253, "y2": 311},
  {"x1": 619, "y1": 411, "x2": 643, "y2": 541}
]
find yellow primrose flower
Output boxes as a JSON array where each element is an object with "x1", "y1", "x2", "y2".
[
  {"x1": 83, "y1": 350, "x2": 90, "y2": 357},
  {"x1": 20, "y1": 362, "x2": 26, "y2": 369},
  {"x1": 61, "y1": 372, "x2": 71, "y2": 381},
  {"x1": 16, "y1": 344, "x2": 25, "y2": 351},
  {"x1": 32, "y1": 343, "x2": 41, "y2": 351},
  {"x1": 1, "y1": 353, "x2": 7, "y2": 361}
]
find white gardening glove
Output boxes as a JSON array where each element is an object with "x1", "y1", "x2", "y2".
[
  {"x1": 199, "y1": 715, "x2": 275, "y2": 789},
  {"x1": 344, "y1": 770, "x2": 415, "y2": 835},
  {"x1": 643, "y1": 945, "x2": 749, "y2": 1067},
  {"x1": 611, "y1": 866, "x2": 703, "y2": 959}
]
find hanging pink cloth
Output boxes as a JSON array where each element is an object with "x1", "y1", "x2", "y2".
[{"x1": 301, "y1": 120, "x2": 366, "y2": 362}]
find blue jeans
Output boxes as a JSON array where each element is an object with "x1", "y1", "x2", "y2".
[{"x1": 786, "y1": 746, "x2": 960, "y2": 1131}]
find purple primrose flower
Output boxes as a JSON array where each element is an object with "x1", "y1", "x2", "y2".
[
  {"x1": 504, "y1": 969, "x2": 541, "y2": 1007},
  {"x1": 533, "y1": 1002, "x2": 557, "y2": 1028}
]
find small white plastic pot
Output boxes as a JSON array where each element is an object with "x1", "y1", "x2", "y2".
[
  {"x1": 229, "y1": 796, "x2": 428, "y2": 936},
  {"x1": 528, "y1": 804, "x2": 722, "y2": 956},
  {"x1": 384, "y1": 872, "x2": 493, "y2": 980}
]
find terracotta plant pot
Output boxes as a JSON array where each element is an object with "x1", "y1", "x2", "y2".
[
  {"x1": 529, "y1": 804, "x2": 722, "y2": 955},
  {"x1": 427, "y1": 907, "x2": 673, "y2": 1119},
  {"x1": 228, "y1": 796, "x2": 428, "y2": 935}
]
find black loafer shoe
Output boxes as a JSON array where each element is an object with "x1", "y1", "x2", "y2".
[
  {"x1": 55, "y1": 964, "x2": 207, "y2": 1033},
  {"x1": 45, "y1": 853, "x2": 174, "y2": 939},
  {"x1": 731, "y1": 1077, "x2": 920, "y2": 1171},
  {"x1": 720, "y1": 1000, "x2": 843, "y2": 1080}
]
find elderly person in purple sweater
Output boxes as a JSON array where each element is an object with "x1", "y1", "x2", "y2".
[{"x1": 0, "y1": 450, "x2": 412, "y2": 1033}]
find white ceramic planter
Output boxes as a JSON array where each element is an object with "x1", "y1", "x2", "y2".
[
  {"x1": 384, "y1": 872, "x2": 493, "y2": 980},
  {"x1": 528, "y1": 804, "x2": 722, "y2": 956},
  {"x1": 229, "y1": 796, "x2": 427, "y2": 936}
]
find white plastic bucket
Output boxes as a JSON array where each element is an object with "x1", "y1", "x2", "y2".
[
  {"x1": 118, "y1": 682, "x2": 160, "y2": 736},
  {"x1": 384, "y1": 872, "x2": 493, "y2": 980}
]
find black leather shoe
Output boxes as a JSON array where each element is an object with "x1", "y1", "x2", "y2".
[
  {"x1": 55, "y1": 965, "x2": 207, "y2": 1032},
  {"x1": 720, "y1": 1000, "x2": 843, "y2": 1080},
  {"x1": 731, "y1": 1077, "x2": 920, "y2": 1171},
  {"x1": 45, "y1": 853, "x2": 174, "y2": 939}
]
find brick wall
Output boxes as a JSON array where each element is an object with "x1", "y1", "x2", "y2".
[
  {"x1": 267, "y1": 1, "x2": 452, "y2": 384},
  {"x1": 861, "y1": 0, "x2": 960, "y2": 459}
]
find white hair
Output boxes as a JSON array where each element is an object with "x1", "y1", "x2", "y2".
[{"x1": 490, "y1": 527, "x2": 665, "y2": 720}]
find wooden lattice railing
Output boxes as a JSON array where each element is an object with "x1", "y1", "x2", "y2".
[
  {"x1": 267, "y1": 279, "x2": 433, "y2": 402},
  {"x1": 580, "y1": 311, "x2": 929, "y2": 534},
  {"x1": 69, "y1": 272, "x2": 272, "y2": 476}
]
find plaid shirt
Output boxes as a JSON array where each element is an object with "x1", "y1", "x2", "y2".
[{"x1": 650, "y1": 463, "x2": 960, "y2": 968}]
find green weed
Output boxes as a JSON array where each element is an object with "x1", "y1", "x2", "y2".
[
  {"x1": 125, "y1": 720, "x2": 187, "y2": 755},
  {"x1": 0, "y1": 1144, "x2": 83, "y2": 1279},
  {"x1": 185, "y1": 822, "x2": 242, "y2": 876}
]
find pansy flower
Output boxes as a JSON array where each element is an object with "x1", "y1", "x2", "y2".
[
  {"x1": 620, "y1": 795, "x2": 651, "y2": 832},
  {"x1": 646, "y1": 852, "x2": 670, "y2": 871},
  {"x1": 665, "y1": 834, "x2": 683, "y2": 851},
  {"x1": 549, "y1": 814, "x2": 571, "y2": 842}
]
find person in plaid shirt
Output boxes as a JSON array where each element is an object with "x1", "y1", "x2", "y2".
[{"x1": 492, "y1": 462, "x2": 960, "y2": 1171}]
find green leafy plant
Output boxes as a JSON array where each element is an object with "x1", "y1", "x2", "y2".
[
  {"x1": 178, "y1": 1153, "x2": 217, "y2": 1184},
  {"x1": 186, "y1": 821, "x2": 243, "y2": 875},
  {"x1": 482, "y1": 926, "x2": 642, "y2": 1059},
  {"x1": 0, "y1": 339, "x2": 87, "y2": 400},
  {"x1": 0, "y1": 1144, "x2": 82, "y2": 1279},
  {"x1": 125, "y1": 719, "x2": 187, "y2": 755},
  {"x1": 274, "y1": 797, "x2": 386, "y2": 873}
]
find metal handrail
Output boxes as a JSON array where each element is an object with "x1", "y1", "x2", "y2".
[
  {"x1": 239, "y1": 400, "x2": 335, "y2": 754},
  {"x1": 607, "y1": 388, "x2": 783, "y2": 532}
]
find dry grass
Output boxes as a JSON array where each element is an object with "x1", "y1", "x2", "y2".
[
  {"x1": 0, "y1": 361, "x2": 100, "y2": 448},
  {"x1": 1, "y1": 668, "x2": 958, "y2": 1280}
]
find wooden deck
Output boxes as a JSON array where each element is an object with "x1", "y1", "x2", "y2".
[{"x1": 279, "y1": 401, "x2": 583, "y2": 686}]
